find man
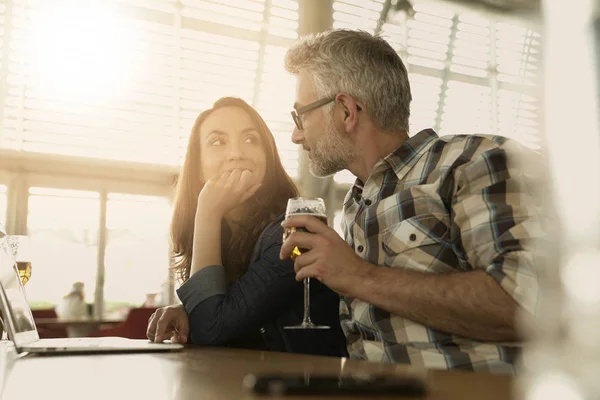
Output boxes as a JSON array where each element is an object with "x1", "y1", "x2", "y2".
[{"x1": 280, "y1": 29, "x2": 543, "y2": 372}]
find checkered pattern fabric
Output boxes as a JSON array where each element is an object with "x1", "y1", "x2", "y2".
[{"x1": 340, "y1": 129, "x2": 543, "y2": 372}]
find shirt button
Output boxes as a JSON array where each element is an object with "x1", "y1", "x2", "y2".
[
  {"x1": 260, "y1": 327, "x2": 266, "y2": 334},
  {"x1": 357, "y1": 245, "x2": 364, "y2": 252},
  {"x1": 409, "y1": 234, "x2": 417, "y2": 241},
  {"x1": 364, "y1": 199, "x2": 372, "y2": 206}
]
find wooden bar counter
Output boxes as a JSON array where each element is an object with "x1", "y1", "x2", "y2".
[{"x1": 0, "y1": 342, "x2": 512, "y2": 400}]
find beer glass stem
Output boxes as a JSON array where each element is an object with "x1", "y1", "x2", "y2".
[{"x1": 303, "y1": 278, "x2": 312, "y2": 325}]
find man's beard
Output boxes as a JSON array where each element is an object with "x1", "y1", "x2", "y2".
[{"x1": 308, "y1": 115, "x2": 354, "y2": 177}]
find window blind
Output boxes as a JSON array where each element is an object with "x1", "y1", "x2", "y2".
[
  {"x1": 0, "y1": 0, "x2": 300, "y2": 177},
  {"x1": 333, "y1": 1, "x2": 542, "y2": 184},
  {"x1": 256, "y1": 45, "x2": 300, "y2": 177},
  {"x1": 0, "y1": 1, "x2": 5, "y2": 75},
  {"x1": 332, "y1": 0, "x2": 384, "y2": 33},
  {"x1": 495, "y1": 21, "x2": 541, "y2": 149},
  {"x1": 3, "y1": 0, "x2": 181, "y2": 164}
]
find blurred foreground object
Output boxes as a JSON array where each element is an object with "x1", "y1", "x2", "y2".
[{"x1": 519, "y1": 0, "x2": 600, "y2": 399}]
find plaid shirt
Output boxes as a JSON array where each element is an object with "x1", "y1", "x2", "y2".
[{"x1": 340, "y1": 129, "x2": 543, "y2": 372}]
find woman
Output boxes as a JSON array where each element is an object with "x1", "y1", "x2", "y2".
[{"x1": 147, "y1": 97, "x2": 346, "y2": 356}]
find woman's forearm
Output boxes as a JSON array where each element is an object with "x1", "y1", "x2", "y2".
[{"x1": 190, "y1": 207, "x2": 223, "y2": 277}]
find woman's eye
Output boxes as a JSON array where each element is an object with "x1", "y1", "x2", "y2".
[
  {"x1": 244, "y1": 135, "x2": 258, "y2": 144},
  {"x1": 211, "y1": 139, "x2": 223, "y2": 146}
]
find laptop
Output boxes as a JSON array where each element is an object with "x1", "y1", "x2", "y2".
[{"x1": 0, "y1": 239, "x2": 183, "y2": 354}]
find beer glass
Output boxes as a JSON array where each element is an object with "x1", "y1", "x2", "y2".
[
  {"x1": 282, "y1": 197, "x2": 330, "y2": 330},
  {"x1": 7, "y1": 235, "x2": 32, "y2": 285}
]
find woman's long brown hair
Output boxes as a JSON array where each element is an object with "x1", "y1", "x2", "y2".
[{"x1": 171, "y1": 97, "x2": 298, "y2": 283}]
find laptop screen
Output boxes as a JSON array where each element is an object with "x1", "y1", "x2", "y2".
[{"x1": 0, "y1": 242, "x2": 38, "y2": 344}]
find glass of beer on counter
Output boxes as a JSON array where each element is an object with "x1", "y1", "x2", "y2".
[
  {"x1": 282, "y1": 197, "x2": 330, "y2": 330},
  {"x1": 7, "y1": 235, "x2": 32, "y2": 285}
]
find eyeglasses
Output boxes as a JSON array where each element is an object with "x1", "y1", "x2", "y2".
[
  {"x1": 291, "y1": 96, "x2": 363, "y2": 131},
  {"x1": 291, "y1": 96, "x2": 336, "y2": 131}
]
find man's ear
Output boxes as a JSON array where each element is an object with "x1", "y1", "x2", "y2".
[{"x1": 335, "y1": 93, "x2": 361, "y2": 132}]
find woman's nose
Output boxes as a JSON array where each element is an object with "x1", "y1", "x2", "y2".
[{"x1": 227, "y1": 143, "x2": 244, "y2": 159}]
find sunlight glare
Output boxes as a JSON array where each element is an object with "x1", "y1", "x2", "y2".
[{"x1": 26, "y1": 0, "x2": 135, "y2": 101}]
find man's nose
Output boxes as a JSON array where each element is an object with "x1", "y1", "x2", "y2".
[{"x1": 291, "y1": 126, "x2": 304, "y2": 145}]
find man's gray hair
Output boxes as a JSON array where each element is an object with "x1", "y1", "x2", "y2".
[{"x1": 285, "y1": 29, "x2": 412, "y2": 134}]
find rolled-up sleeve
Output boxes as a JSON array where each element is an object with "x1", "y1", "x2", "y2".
[
  {"x1": 177, "y1": 265, "x2": 227, "y2": 314},
  {"x1": 452, "y1": 143, "x2": 544, "y2": 314},
  {"x1": 176, "y1": 222, "x2": 302, "y2": 345}
]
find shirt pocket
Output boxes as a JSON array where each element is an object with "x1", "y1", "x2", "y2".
[{"x1": 381, "y1": 213, "x2": 450, "y2": 260}]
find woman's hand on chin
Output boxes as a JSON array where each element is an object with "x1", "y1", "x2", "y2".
[{"x1": 197, "y1": 169, "x2": 262, "y2": 217}]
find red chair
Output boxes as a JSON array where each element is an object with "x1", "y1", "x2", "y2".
[
  {"x1": 31, "y1": 308, "x2": 68, "y2": 338},
  {"x1": 88, "y1": 307, "x2": 157, "y2": 339}
]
